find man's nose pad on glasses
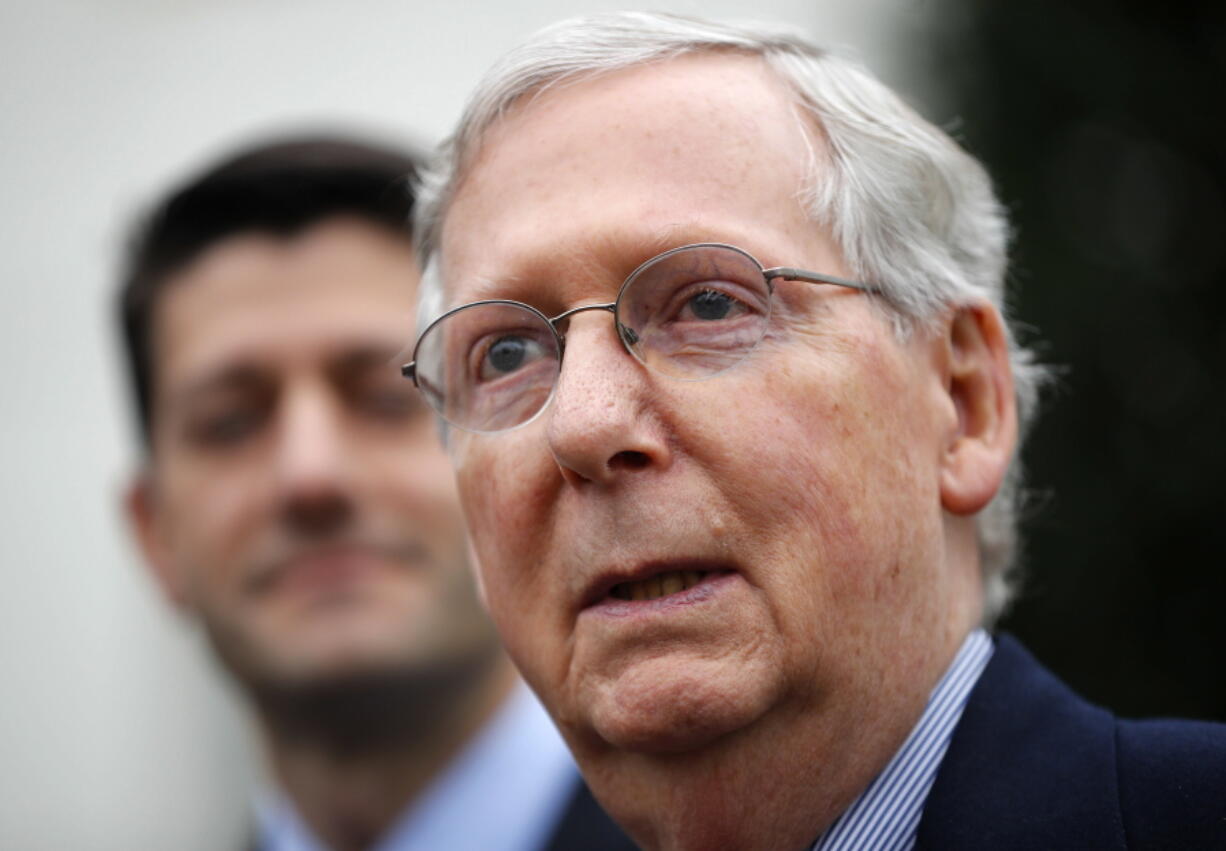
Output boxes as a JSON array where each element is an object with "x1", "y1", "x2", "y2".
[{"x1": 617, "y1": 322, "x2": 639, "y2": 347}]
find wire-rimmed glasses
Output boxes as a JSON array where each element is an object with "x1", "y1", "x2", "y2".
[{"x1": 402, "y1": 242, "x2": 876, "y2": 433}]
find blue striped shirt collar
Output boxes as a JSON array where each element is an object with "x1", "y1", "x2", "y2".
[
  {"x1": 811, "y1": 629, "x2": 994, "y2": 851},
  {"x1": 256, "y1": 681, "x2": 578, "y2": 851}
]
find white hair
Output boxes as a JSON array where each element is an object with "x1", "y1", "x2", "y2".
[{"x1": 414, "y1": 11, "x2": 1045, "y2": 624}]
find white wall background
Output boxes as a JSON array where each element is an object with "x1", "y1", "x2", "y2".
[{"x1": 0, "y1": 1, "x2": 935, "y2": 847}]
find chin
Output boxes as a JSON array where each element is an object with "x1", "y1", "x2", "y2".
[
  {"x1": 293, "y1": 624, "x2": 419, "y2": 675},
  {"x1": 584, "y1": 654, "x2": 782, "y2": 753},
  {"x1": 249, "y1": 619, "x2": 414, "y2": 684}
]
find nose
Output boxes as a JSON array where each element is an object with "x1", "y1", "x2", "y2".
[
  {"x1": 274, "y1": 384, "x2": 355, "y2": 535},
  {"x1": 546, "y1": 313, "x2": 671, "y2": 485}
]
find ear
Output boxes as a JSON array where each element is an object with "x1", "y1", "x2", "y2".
[
  {"x1": 938, "y1": 303, "x2": 1018, "y2": 516},
  {"x1": 125, "y1": 473, "x2": 190, "y2": 609}
]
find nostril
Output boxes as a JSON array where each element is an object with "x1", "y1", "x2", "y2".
[
  {"x1": 283, "y1": 490, "x2": 352, "y2": 536},
  {"x1": 608, "y1": 450, "x2": 651, "y2": 471}
]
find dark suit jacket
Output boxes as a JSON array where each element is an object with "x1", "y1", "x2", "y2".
[
  {"x1": 545, "y1": 780, "x2": 636, "y2": 851},
  {"x1": 916, "y1": 633, "x2": 1226, "y2": 849}
]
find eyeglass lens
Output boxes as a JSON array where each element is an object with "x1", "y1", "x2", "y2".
[{"x1": 415, "y1": 244, "x2": 774, "y2": 432}]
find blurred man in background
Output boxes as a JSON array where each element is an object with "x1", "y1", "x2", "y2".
[{"x1": 117, "y1": 135, "x2": 632, "y2": 851}]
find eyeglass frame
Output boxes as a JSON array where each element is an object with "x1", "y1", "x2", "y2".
[{"x1": 400, "y1": 242, "x2": 880, "y2": 429}]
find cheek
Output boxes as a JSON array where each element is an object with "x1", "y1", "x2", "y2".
[
  {"x1": 706, "y1": 345, "x2": 942, "y2": 622},
  {"x1": 453, "y1": 433, "x2": 557, "y2": 625},
  {"x1": 161, "y1": 466, "x2": 263, "y2": 601},
  {"x1": 455, "y1": 425, "x2": 553, "y2": 531}
]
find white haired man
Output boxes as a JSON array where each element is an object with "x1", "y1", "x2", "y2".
[{"x1": 402, "y1": 13, "x2": 1226, "y2": 850}]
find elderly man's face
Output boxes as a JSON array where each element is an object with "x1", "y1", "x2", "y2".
[{"x1": 441, "y1": 54, "x2": 983, "y2": 823}]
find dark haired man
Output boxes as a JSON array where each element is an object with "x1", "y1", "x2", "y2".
[{"x1": 118, "y1": 135, "x2": 632, "y2": 851}]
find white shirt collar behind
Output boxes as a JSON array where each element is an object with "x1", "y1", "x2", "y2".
[{"x1": 257, "y1": 681, "x2": 579, "y2": 851}]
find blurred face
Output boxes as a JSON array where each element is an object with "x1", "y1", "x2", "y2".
[
  {"x1": 439, "y1": 54, "x2": 982, "y2": 830},
  {"x1": 131, "y1": 218, "x2": 497, "y2": 690}
]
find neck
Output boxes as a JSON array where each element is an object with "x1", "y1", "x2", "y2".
[
  {"x1": 255, "y1": 652, "x2": 517, "y2": 851},
  {"x1": 582, "y1": 624, "x2": 976, "y2": 851},
  {"x1": 586, "y1": 525, "x2": 987, "y2": 850},
  {"x1": 585, "y1": 700, "x2": 898, "y2": 851}
]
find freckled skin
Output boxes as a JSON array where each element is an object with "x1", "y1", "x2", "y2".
[{"x1": 442, "y1": 55, "x2": 995, "y2": 850}]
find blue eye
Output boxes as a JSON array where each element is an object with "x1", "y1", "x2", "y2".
[
  {"x1": 479, "y1": 335, "x2": 548, "y2": 380},
  {"x1": 673, "y1": 284, "x2": 752, "y2": 324},
  {"x1": 687, "y1": 289, "x2": 736, "y2": 320},
  {"x1": 490, "y1": 337, "x2": 527, "y2": 371}
]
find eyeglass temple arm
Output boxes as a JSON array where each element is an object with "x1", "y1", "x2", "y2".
[
  {"x1": 401, "y1": 361, "x2": 447, "y2": 408},
  {"x1": 764, "y1": 267, "x2": 879, "y2": 294},
  {"x1": 404, "y1": 365, "x2": 446, "y2": 407}
]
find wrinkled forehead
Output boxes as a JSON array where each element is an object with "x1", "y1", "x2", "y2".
[{"x1": 434, "y1": 53, "x2": 827, "y2": 307}]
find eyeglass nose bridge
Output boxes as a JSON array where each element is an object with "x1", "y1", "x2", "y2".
[
  {"x1": 548, "y1": 301, "x2": 616, "y2": 326},
  {"x1": 546, "y1": 300, "x2": 641, "y2": 355}
]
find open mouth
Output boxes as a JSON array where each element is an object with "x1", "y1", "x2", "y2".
[{"x1": 608, "y1": 569, "x2": 721, "y2": 602}]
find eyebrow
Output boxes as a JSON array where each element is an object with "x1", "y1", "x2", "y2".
[
  {"x1": 165, "y1": 365, "x2": 268, "y2": 412},
  {"x1": 452, "y1": 271, "x2": 528, "y2": 305},
  {"x1": 166, "y1": 343, "x2": 407, "y2": 408}
]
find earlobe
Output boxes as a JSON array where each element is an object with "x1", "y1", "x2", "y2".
[
  {"x1": 938, "y1": 304, "x2": 1018, "y2": 516},
  {"x1": 125, "y1": 474, "x2": 189, "y2": 608}
]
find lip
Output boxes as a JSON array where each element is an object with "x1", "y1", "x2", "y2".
[
  {"x1": 249, "y1": 543, "x2": 410, "y2": 596},
  {"x1": 579, "y1": 559, "x2": 739, "y2": 614}
]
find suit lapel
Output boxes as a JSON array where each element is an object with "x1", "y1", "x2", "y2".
[{"x1": 915, "y1": 634, "x2": 1127, "y2": 850}]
